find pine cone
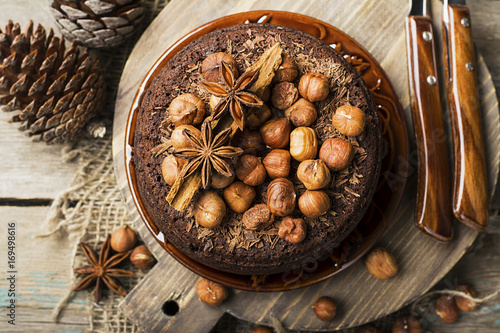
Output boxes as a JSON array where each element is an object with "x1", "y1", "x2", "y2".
[
  {"x1": 50, "y1": 0, "x2": 144, "y2": 48},
  {"x1": 0, "y1": 20, "x2": 105, "y2": 144}
]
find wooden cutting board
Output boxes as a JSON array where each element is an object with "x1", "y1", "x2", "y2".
[{"x1": 112, "y1": 0, "x2": 500, "y2": 331}]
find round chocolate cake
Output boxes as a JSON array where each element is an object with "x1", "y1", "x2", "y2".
[{"x1": 133, "y1": 23, "x2": 382, "y2": 275}]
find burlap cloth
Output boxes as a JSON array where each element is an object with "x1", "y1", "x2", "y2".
[{"x1": 39, "y1": 1, "x2": 500, "y2": 332}]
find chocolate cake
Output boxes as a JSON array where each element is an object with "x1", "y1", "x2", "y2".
[{"x1": 133, "y1": 23, "x2": 382, "y2": 275}]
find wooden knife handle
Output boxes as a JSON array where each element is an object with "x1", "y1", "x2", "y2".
[
  {"x1": 406, "y1": 16, "x2": 453, "y2": 242},
  {"x1": 443, "y1": 5, "x2": 489, "y2": 230}
]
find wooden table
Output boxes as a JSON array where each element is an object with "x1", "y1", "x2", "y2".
[{"x1": 0, "y1": 0, "x2": 499, "y2": 332}]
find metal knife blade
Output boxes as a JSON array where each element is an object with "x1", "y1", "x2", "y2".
[
  {"x1": 443, "y1": 0, "x2": 489, "y2": 230},
  {"x1": 405, "y1": 0, "x2": 453, "y2": 241}
]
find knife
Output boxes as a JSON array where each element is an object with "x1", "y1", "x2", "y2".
[
  {"x1": 442, "y1": 0, "x2": 489, "y2": 231},
  {"x1": 405, "y1": 0, "x2": 453, "y2": 242}
]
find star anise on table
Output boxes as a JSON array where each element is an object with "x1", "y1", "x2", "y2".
[
  {"x1": 200, "y1": 61, "x2": 263, "y2": 130},
  {"x1": 171, "y1": 120, "x2": 243, "y2": 189},
  {"x1": 73, "y1": 235, "x2": 134, "y2": 303}
]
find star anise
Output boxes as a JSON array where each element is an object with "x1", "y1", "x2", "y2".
[
  {"x1": 73, "y1": 235, "x2": 134, "y2": 303},
  {"x1": 200, "y1": 61, "x2": 263, "y2": 130},
  {"x1": 172, "y1": 120, "x2": 243, "y2": 189}
]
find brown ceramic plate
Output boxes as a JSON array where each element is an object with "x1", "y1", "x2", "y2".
[{"x1": 125, "y1": 10, "x2": 409, "y2": 291}]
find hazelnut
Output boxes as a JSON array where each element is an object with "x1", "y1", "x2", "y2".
[
  {"x1": 298, "y1": 190, "x2": 330, "y2": 218},
  {"x1": 162, "y1": 155, "x2": 184, "y2": 186},
  {"x1": 196, "y1": 278, "x2": 228, "y2": 306},
  {"x1": 298, "y1": 72, "x2": 329, "y2": 102},
  {"x1": 365, "y1": 247, "x2": 398, "y2": 280},
  {"x1": 455, "y1": 284, "x2": 478, "y2": 311},
  {"x1": 319, "y1": 138, "x2": 354, "y2": 171},
  {"x1": 194, "y1": 191, "x2": 226, "y2": 229},
  {"x1": 263, "y1": 149, "x2": 291, "y2": 179},
  {"x1": 289, "y1": 127, "x2": 318, "y2": 162},
  {"x1": 235, "y1": 154, "x2": 267, "y2": 186},
  {"x1": 312, "y1": 296, "x2": 336, "y2": 322},
  {"x1": 297, "y1": 159, "x2": 331, "y2": 190},
  {"x1": 130, "y1": 245, "x2": 156, "y2": 270},
  {"x1": 223, "y1": 181, "x2": 256, "y2": 213},
  {"x1": 332, "y1": 104, "x2": 366, "y2": 136},
  {"x1": 278, "y1": 216, "x2": 306, "y2": 243},
  {"x1": 251, "y1": 325, "x2": 273, "y2": 333},
  {"x1": 242, "y1": 204, "x2": 274, "y2": 230},
  {"x1": 271, "y1": 82, "x2": 298, "y2": 109},
  {"x1": 110, "y1": 225, "x2": 137, "y2": 252},
  {"x1": 392, "y1": 316, "x2": 421, "y2": 333},
  {"x1": 231, "y1": 128, "x2": 265, "y2": 155},
  {"x1": 201, "y1": 52, "x2": 238, "y2": 82},
  {"x1": 435, "y1": 295, "x2": 459, "y2": 323},
  {"x1": 285, "y1": 98, "x2": 317, "y2": 127},
  {"x1": 260, "y1": 118, "x2": 291, "y2": 149},
  {"x1": 246, "y1": 104, "x2": 271, "y2": 127},
  {"x1": 274, "y1": 52, "x2": 298, "y2": 82},
  {"x1": 211, "y1": 172, "x2": 235, "y2": 189},
  {"x1": 168, "y1": 93, "x2": 205, "y2": 127},
  {"x1": 267, "y1": 178, "x2": 296, "y2": 217},
  {"x1": 170, "y1": 125, "x2": 201, "y2": 149}
]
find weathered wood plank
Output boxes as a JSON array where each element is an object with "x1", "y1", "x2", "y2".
[
  {"x1": 0, "y1": 206, "x2": 89, "y2": 331},
  {"x1": 114, "y1": 0, "x2": 499, "y2": 332}
]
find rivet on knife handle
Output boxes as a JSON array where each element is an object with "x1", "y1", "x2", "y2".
[
  {"x1": 406, "y1": 15, "x2": 453, "y2": 242},
  {"x1": 443, "y1": 1, "x2": 489, "y2": 230}
]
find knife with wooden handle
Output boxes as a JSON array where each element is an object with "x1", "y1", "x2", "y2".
[
  {"x1": 443, "y1": 0, "x2": 489, "y2": 230},
  {"x1": 405, "y1": 0, "x2": 453, "y2": 242}
]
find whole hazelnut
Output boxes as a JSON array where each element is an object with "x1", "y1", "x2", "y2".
[
  {"x1": 435, "y1": 295, "x2": 459, "y2": 323},
  {"x1": 196, "y1": 278, "x2": 228, "y2": 306},
  {"x1": 246, "y1": 104, "x2": 272, "y2": 127},
  {"x1": 289, "y1": 127, "x2": 318, "y2": 162},
  {"x1": 332, "y1": 104, "x2": 366, "y2": 136},
  {"x1": 267, "y1": 178, "x2": 296, "y2": 216},
  {"x1": 162, "y1": 155, "x2": 184, "y2": 186},
  {"x1": 194, "y1": 191, "x2": 226, "y2": 229},
  {"x1": 271, "y1": 81, "x2": 298, "y2": 110},
  {"x1": 242, "y1": 204, "x2": 275, "y2": 230},
  {"x1": 170, "y1": 125, "x2": 201, "y2": 149},
  {"x1": 285, "y1": 98, "x2": 318, "y2": 127},
  {"x1": 274, "y1": 52, "x2": 298, "y2": 82},
  {"x1": 297, "y1": 159, "x2": 331, "y2": 190},
  {"x1": 261, "y1": 118, "x2": 291, "y2": 149},
  {"x1": 319, "y1": 138, "x2": 354, "y2": 171},
  {"x1": 278, "y1": 216, "x2": 307, "y2": 243},
  {"x1": 298, "y1": 190, "x2": 331, "y2": 218},
  {"x1": 211, "y1": 172, "x2": 235, "y2": 189},
  {"x1": 110, "y1": 225, "x2": 137, "y2": 252},
  {"x1": 168, "y1": 93, "x2": 205, "y2": 127},
  {"x1": 223, "y1": 181, "x2": 256, "y2": 213},
  {"x1": 263, "y1": 149, "x2": 291, "y2": 179},
  {"x1": 312, "y1": 296, "x2": 336, "y2": 322},
  {"x1": 235, "y1": 154, "x2": 267, "y2": 186},
  {"x1": 365, "y1": 247, "x2": 398, "y2": 280},
  {"x1": 298, "y1": 72, "x2": 329, "y2": 102},
  {"x1": 130, "y1": 245, "x2": 156, "y2": 270},
  {"x1": 231, "y1": 128, "x2": 265, "y2": 155},
  {"x1": 201, "y1": 52, "x2": 238, "y2": 82},
  {"x1": 455, "y1": 284, "x2": 478, "y2": 311},
  {"x1": 251, "y1": 325, "x2": 273, "y2": 333},
  {"x1": 392, "y1": 316, "x2": 421, "y2": 333}
]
